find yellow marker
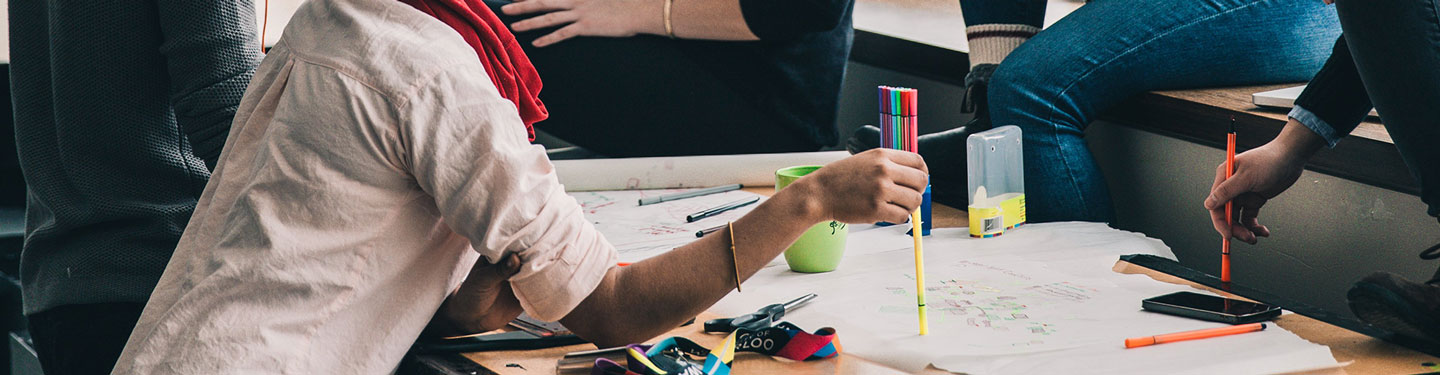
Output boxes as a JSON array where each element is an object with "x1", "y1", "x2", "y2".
[{"x1": 912, "y1": 208, "x2": 928, "y2": 335}]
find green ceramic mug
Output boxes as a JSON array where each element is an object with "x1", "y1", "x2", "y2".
[{"x1": 776, "y1": 166, "x2": 848, "y2": 273}]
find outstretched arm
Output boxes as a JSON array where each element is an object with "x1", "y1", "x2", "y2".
[{"x1": 561, "y1": 149, "x2": 928, "y2": 346}]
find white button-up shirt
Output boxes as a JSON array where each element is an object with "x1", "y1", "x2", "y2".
[{"x1": 113, "y1": 0, "x2": 616, "y2": 373}]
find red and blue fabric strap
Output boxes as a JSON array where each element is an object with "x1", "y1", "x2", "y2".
[{"x1": 592, "y1": 323, "x2": 840, "y2": 375}]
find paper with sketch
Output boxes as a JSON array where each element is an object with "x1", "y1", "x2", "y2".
[
  {"x1": 571, "y1": 189, "x2": 764, "y2": 263},
  {"x1": 711, "y1": 222, "x2": 1339, "y2": 374},
  {"x1": 554, "y1": 151, "x2": 849, "y2": 191}
]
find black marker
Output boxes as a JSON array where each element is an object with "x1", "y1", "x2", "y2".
[
  {"x1": 696, "y1": 224, "x2": 727, "y2": 237},
  {"x1": 685, "y1": 196, "x2": 760, "y2": 223}
]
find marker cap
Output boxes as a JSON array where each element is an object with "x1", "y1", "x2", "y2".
[{"x1": 1124, "y1": 337, "x2": 1156, "y2": 348}]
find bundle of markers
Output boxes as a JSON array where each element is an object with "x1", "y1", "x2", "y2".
[
  {"x1": 878, "y1": 86, "x2": 918, "y2": 153},
  {"x1": 880, "y1": 86, "x2": 930, "y2": 336}
]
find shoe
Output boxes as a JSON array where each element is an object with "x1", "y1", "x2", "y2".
[
  {"x1": 843, "y1": 65, "x2": 1000, "y2": 208},
  {"x1": 959, "y1": 64, "x2": 998, "y2": 134},
  {"x1": 1346, "y1": 242, "x2": 1440, "y2": 343}
]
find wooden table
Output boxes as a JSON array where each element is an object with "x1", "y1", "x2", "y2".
[{"x1": 460, "y1": 188, "x2": 1440, "y2": 374}]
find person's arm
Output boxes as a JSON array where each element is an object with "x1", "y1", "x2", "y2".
[
  {"x1": 735, "y1": 0, "x2": 851, "y2": 40},
  {"x1": 1289, "y1": 35, "x2": 1372, "y2": 148},
  {"x1": 1202, "y1": 35, "x2": 1368, "y2": 243},
  {"x1": 155, "y1": 0, "x2": 264, "y2": 170},
  {"x1": 500, "y1": 0, "x2": 851, "y2": 47},
  {"x1": 403, "y1": 66, "x2": 925, "y2": 345},
  {"x1": 560, "y1": 149, "x2": 926, "y2": 346}
]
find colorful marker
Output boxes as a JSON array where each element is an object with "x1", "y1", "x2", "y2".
[
  {"x1": 1222, "y1": 116, "x2": 1236, "y2": 283},
  {"x1": 638, "y1": 184, "x2": 742, "y2": 206},
  {"x1": 684, "y1": 196, "x2": 760, "y2": 223},
  {"x1": 1125, "y1": 323, "x2": 1266, "y2": 348}
]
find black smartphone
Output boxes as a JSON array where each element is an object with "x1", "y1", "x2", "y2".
[{"x1": 1142, "y1": 291, "x2": 1281, "y2": 324}]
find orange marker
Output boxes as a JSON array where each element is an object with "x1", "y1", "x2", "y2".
[
  {"x1": 617, "y1": 262, "x2": 632, "y2": 267},
  {"x1": 1221, "y1": 116, "x2": 1236, "y2": 283},
  {"x1": 1125, "y1": 323, "x2": 1266, "y2": 349}
]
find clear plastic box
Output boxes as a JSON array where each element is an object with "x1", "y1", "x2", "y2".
[{"x1": 966, "y1": 126, "x2": 1027, "y2": 237}]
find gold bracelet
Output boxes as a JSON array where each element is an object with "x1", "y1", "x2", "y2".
[
  {"x1": 663, "y1": 0, "x2": 676, "y2": 39},
  {"x1": 728, "y1": 221, "x2": 741, "y2": 292}
]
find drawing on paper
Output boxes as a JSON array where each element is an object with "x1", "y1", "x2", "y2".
[{"x1": 570, "y1": 189, "x2": 764, "y2": 262}]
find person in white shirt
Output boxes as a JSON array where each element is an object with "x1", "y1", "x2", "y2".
[{"x1": 110, "y1": 0, "x2": 928, "y2": 373}]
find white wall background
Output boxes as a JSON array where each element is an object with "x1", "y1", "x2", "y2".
[{"x1": 258, "y1": 0, "x2": 306, "y2": 47}]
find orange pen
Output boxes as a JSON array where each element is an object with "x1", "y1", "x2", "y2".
[
  {"x1": 1222, "y1": 116, "x2": 1236, "y2": 283},
  {"x1": 1125, "y1": 323, "x2": 1266, "y2": 348}
]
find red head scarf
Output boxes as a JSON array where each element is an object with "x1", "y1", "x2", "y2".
[{"x1": 399, "y1": 0, "x2": 547, "y2": 141}]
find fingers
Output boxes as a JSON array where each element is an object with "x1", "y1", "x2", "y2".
[
  {"x1": 440, "y1": 254, "x2": 525, "y2": 334},
  {"x1": 501, "y1": 253, "x2": 521, "y2": 276},
  {"x1": 1204, "y1": 163, "x2": 1234, "y2": 210},
  {"x1": 885, "y1": 160, "x2": 929, "y2": 193},
  {"x1": 532, "y1": 24, "x2": 583, "y2": 47},
  {"x1": 1229, "y1": 220, "x2": 1255, "y2": 244},
  {"x1": 1205, "y1": 162, "x2": 1233, "y2": 236},
  {"x1": 870, "y1": 148, "x2": 928, "y2": 175},
  {"x1": 1236, "y1": 194, "x2": 1269, "y2": 237},
  {"x1": 474, "y1": 285, "x2": 523, "y2": 332},
  {"x1": 1204, "y1": 173, "x2": 1249, "y2": 212},
  {"x1": 501, "y1": 0, "x2": 573, "y2": 16},
  {"x1": 454, "y1": 254, "x2": 520, "y2": 303},
  {"x1": 1209, "y1": 204, "x2": 1230, "y2": 238},
  {"x1": 484, "y1": 253, "x2": 523, "y2": 279},
  {"x1": 879, "y1": 203, "x2": 913, "y2": 224},
  {"x1": 883, "y1": 182, "x2": 924, "y2": 212},
  {"x1": 511, "y1": 11, "x2": 579, "y2": 32}
]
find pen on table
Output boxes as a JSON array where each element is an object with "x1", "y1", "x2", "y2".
[
  {"x1": 696, "y1": 224, "x2": 726, "y2": 238},
  {"x1": 1125, "y1": 323, "x2": 1266, "y2": 348},
  {"x1": 637, "y1": 184, "x2": 743, "y2": 206},
  {"x1": 685, "y1": 196, "x2": 760, "y2": 223},
  {"x1": 1222, "y1": 116, "x2": 1236, "y2": 283},
  {"x1": 703, "y1": 293, "x2": 818, "y2": 333}
]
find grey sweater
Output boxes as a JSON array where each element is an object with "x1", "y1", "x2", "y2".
[{"x1": 11, "y1": 1, "x2": 261, "y2": 314}]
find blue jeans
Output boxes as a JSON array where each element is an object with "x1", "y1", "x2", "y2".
[
  {"x1": 989, "y1": 0, "x2": 1341, "y2": 223},
  {"x1": 1330, "y1": 0, "x2": 1440, "y2": 220}
]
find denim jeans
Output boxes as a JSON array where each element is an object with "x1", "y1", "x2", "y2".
[
  {"x1": 988, "y1": 0, "x2": 1342, "y2": 223},
  {"x1": 1329, "y1": 0, "x2": 1440, "y2": 219}
]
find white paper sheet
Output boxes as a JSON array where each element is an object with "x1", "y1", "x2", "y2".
[
  {"x1": 708, "y1": 223, "x2": 1339, "y2": 374},
  {"x1": 553, "y1": 151, "x2": 849, "y2": 191},
  {"x1": 570, "y1": 188, "x2": 765, "y2": 263}
]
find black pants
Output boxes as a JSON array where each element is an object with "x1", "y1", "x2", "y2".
[
  {"x1": 482, "y1": 0, "x2": 822, "y2": 157},
  {"x1": 26, "y1": 302, "x2": 145, "y2": 375}
]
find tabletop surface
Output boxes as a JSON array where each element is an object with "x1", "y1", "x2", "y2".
[{"x1": 460, "y1": 187, "x2": 1440, "y2": 374}]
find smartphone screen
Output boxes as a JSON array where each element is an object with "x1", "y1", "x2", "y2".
[{"x1": 1146, "y1": 291, "x2": 1275, "y2": 315}]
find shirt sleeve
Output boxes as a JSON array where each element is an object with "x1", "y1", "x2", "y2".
[
  {"x1": 400, "y1": 69, "x2": 617, "y2": 322},
  {"x1": 739, "y1": 0, "x2": 853, "y2": 40},
  {"x1": 1292, "y1": 35, "x2": 1372, "y2": 148},
  {"x1": 156, "y1": 0, "x2": 264, "y2": 170}
]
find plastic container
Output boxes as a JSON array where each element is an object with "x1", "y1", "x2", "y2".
[{"x1": 966, "y1": 126, "x2": 1027, "y2": 238}]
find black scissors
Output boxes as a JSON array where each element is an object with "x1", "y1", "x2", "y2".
[{"x1": 703, "y1": 293, "x2": 817, "y2": 333}]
